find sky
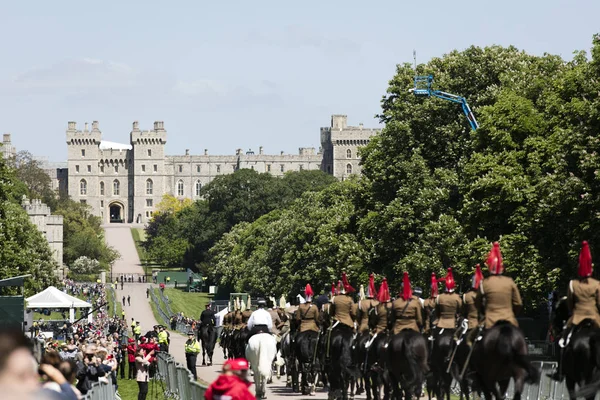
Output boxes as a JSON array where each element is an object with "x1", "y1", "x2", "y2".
[{"x1": 1, "y1": 0, "x2": 598, "y2": 162}]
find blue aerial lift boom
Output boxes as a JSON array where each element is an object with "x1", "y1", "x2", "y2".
[{"x1": 410, "y1": 74, "x2": 479, "y2": 131}]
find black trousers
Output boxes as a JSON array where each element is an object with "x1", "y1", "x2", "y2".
[
  {"x1": 119, "y1": 358, "x2": 126, "y2": 379},
  {"x1": 129, "y1": 361, "x2": 136, "y2": 379},
  {"x1": 247, "y1": 324, "x2": 270, "y2": 342},
  {"x1": 137, "y1": 381, "x2": 148, "y2": 400},
  {"x1": 186, "y1": 353, "x2": 198, "y2": 380}
]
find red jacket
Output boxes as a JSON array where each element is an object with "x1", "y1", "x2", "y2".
[
  {"x1": 205, "y1": 374, "x2": 255, "y2": 400},
  {"x1": 127, "y1": 344, "x2": 137, "y2": 363}
]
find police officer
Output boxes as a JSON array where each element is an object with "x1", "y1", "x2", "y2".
[
  {"x1": 390, "y1": 272, "x2": 423, "y2": 334},
  {"x1": 185, "y1": 331, "x2": 201, "y2": 380},
  {"x1": 158, "y1": 325, "x2": 169, "y2": 352},
  {"x1": 475, "y1": 242, "x2": 523, "y2": 329},
  {"x1": 200, "y1": 303, "x2": 217, "y2": 328},
  {"x1": 434, "y1": 268, "x2": 462, "y2": 332},
  {"x1": 357, "y1": 274, "x2": 379, "y2": 335}
]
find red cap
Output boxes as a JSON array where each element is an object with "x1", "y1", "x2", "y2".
[
  {"x1": 367, "y1": 273, "x2": 376, "y2": 298},
  {"x1": 341, "y1": 272, "x2": 355, "y2": 294},
  {"x1": 305, "y1": 284, "x2": 314, "y2": 301},
  {"x1": 128, "y1": 338, "x2": 135, "y2": 343},
  {"x1": 377, "y1": 278, "x2": 390, "y2": 303},
  {"x1": 140, "y1": 337, "x2": 147, "y2": 343},
  {"x1": 430, "y1": 272, "x2": 438, "y2": 298},
  {"x1": 444, "y1": 268, "x2": 456, "y2": 292},
  {"x1": 579, "y1": 241, "x2": 593, "y2": 278},
  {"x1": 401, "y1": 272, "x2": 412, "y2": 301},
  {"x1": 473, "y1": 264, "x2": 484, "y2": 289},
  {"x1": 486, "y1": 242, "x2": 504, "y2": 275},
  {"x1": 225, "y1": 358, "x2": 249, "y2": 371}
]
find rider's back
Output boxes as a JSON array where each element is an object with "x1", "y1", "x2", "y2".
[
  {"x1": 358, "y1": 298, "x2": 379, "y2": 333},
  {"x1": 435, "y1": 292, "x2": 462, "y2": 329},
  {"x1": 462, "y1": 290, "x2": 479, "y2": 329},
  {"x1": 568, "y1": 277, "x2": 600, "y2": 328},
  {"x1": 391, "y1": 295, "x2": 423, "y2": 334},
  {"x1": 330, "y1": 294, "x2": 355, "y2": 328},
  {"x1": 296, "y1": 303, "x2": 320, "y2": 332},
  {"x1": 479, "y1": 275, "x2": 522, "y2": 329}
]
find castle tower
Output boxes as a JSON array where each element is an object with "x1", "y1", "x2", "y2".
[
  {"x1": 130, "y1": 121, "x2": 167, "y2": 224},
  {"x1": 66, "y1": 121, "x2": 102, "y2": 216}
]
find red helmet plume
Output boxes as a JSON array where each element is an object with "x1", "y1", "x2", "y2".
[
  {"x1": 430, "y1": 272, "x2": 438, "y2": 298},
  {"x1": 377, "y1": 278, "x2": 390, "y2": 303},
  {"x1": 331, "y1": 282, "x2": 336, "y2": 296},
  {"x1": 473, "y1": 264, "x2": 484, "y2": 289},
  {"x1": 579, "y1": 241, "x2": 593, "y2": 278},
  {"x1": 341, "y1": 272, "x2": 355, "y2": 294},
  {"x1": 337, "y1": 280, "x2": 342, "y2": 295},
  {"x1": 401, "y1": 272, "x2": 412, "y2": 301},
  {"x1": 486, "y1": 242, "x2": 504, "y2": 275},
  {"x1": 444, "y1": 268, "x2": 456, "y2": 292},
  {"x1": 305, "y1": 284, "x2": 314, "y2": 301},
  {"x1": 367, "y1": 273, "x2": 376, "y2": 298}
]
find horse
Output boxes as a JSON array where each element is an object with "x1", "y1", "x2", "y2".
[
  {"x1": 295, "y1": 330, "x2": 320, "y2": 395},
  {"x1": 219, "y1": 328, "x2": 230, "y2": 359},
  {"x1": 472, "y1": 322, "x2": 539, "y2": 399},
  {"x1": 387, "y1": 329, "x2": 428, "y2": 400},
  {"x1": 327, "y1": 323, "x2": 357, "y2": 400},
  {"x1": 430, "y1": 328, "x2": 454, "y2": 400},
  {"x1": 246, "y1": 333, "x2": 278, "y2": 400},
  {"x1": 199, "y1": 323, "x2": 217, "y2": 366},
  {"x1": 552, "y1": 296, "x2": 599, "y2": 400}
]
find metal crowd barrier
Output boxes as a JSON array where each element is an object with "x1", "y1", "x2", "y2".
[
  {"x1": 150, "y1": 287, "x2": 171, "y2": 325},
  {"x1": 82, "y1": 377, "x2": 117, "y2": 400},
  {"x1": 156, "y1": 351, "x2": 208, "y2": 400}
]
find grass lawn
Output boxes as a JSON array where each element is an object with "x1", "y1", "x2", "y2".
[
  {"x1": 162, "y1": 288, "x2": 212, "y2": 320},
  {"x1": 130, "y1": 228, "x2": 149, "y2": 264},
  {"x1": 116, "y1": 370, "x2": 167, "y2": 400}
]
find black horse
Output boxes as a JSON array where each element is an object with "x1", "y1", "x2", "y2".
[
  {"x1": 552, "y1": 296, "x2": 599, "y2": 400},
  {"x1": 328, "y1": 323, "x2": 357, "y2": 400},
  {"x1": 430, "y1": 328, "x2": 454, "y2": 400},
  {"x1": 472, "y1": 322, "x2": 539, "y2": 399},
  {"x1": 295, "y1": 330, "x2": 319, "y2": 395},
  {"x1": 387, "y1": 329, "x2": 428, "y2": 399},
  {"x1": 199, "y1": 323, "x2": 217, "y2": 366}
]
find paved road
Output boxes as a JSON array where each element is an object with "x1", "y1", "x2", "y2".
[{"x1": 103, "y1": 224, "x2": 342, "y2": 399}]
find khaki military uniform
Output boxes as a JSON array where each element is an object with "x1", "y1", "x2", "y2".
[
  {"x1": 434, "y1": 292, "x2": 462, "y2": 329},
  {"x1": 223, "y1": 312, "x2": 233, "y2": 329},
  {"x1": 357, "y1": 298, "x2": 379, "y2": 334},
  {"x1": 296, "y1": 303, "x2": 321, "y2": 333},
  {"x1": 233, "y1": 311, "x2": 243, "y2": 330},
  {"x1": 374, "y1": 302, "x2": 392, "y2": 334},
  {"x1": 423, "y1": 298, "x2": 436, "y2": 334},
  {"x1": 241, "y1": 310, "x2": 252, "y2": 327},
  {"x1": 268, "y1": 309, "x2": 283, "y2": 335},
  {"x1": 462, "y1": 291, "x2": 479, "y2": 330},
  {"x1": 330, "y1": 294, "x2": 356, "y2": 329},
  {"x1": 567, "y1": 278, "x2": 600, "y2": 328},
  {"x1": 391, "y1": 296, "x2": 423, "y2": 334},
  {"x1": 476, "y1": 275, "x2": 522, "y2": 329}
]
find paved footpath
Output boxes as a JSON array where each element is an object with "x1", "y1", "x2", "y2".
[{"x1": 104, "y1": 224, "x2": 362, "y2": 399}]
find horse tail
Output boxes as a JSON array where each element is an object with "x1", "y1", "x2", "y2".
[
  {"x1": 497, "y1": 324, "x2": 540, "y2": 384},
  {"x1": 496, "y1": 324, "x2": 513, "y2": 358}
]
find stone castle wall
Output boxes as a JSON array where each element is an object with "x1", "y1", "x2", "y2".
[{"x1": 21, "y1": 196, "x2": 63, "y2": 267}]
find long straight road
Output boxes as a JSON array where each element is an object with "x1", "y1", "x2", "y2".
[{"x1": 103, "y1": 224, "x2": 341, "y2": 399}]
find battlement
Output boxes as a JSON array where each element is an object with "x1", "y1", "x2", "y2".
[
  {"x1": 130, "y1": 121, "x2": 167, "y2": 144},
  {"x1": 66, "y1": 121, "x2": 102, "y2": 144},
  {"x1": 21, "y1": 196, "x2": 52, "y2": 216}
]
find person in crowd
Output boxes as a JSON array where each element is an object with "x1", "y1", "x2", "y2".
[
  {"x1": 185, "y1": 331, "x2": 202, "y2": 380},
  {"x1": 127, "y1": 338, "x2": 137, "y2": 380},
  {"x1": 205, "y1": 358, "x2": 255, "y2": 400},
  {"x1": 135, "y1": 347, "x2": 154, "y2": 400}
]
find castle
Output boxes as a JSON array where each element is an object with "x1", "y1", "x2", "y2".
[{"x1": 58, "y1": 114, "x2": 379, "y2": 224}]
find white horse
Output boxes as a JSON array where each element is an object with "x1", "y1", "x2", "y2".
[{"x1": 246, "y1": 333, "x2": 278, "y2": 399}]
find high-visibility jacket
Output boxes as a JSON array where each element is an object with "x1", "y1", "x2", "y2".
[
  {"x1": 158, "y1": 330, "x2": 169, "y2": 344},
  {"x1": 185, "y1": 339, "x2": 201, "y2": 354},
  {"x1": 134, "y1": 325, "x2": 142, "y2": 335}
]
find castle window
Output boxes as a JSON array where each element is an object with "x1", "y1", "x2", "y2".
[
  {"x1": 280, "y1": 164, "x2": 284, "y2": 172},
  {"x1": 75, "y1": 165, "x2": 80, "y2": 173},
  {"x1": 251, "y1": 166, "x2": 254, "y2": 170},
  {"x1": 178, "y1": 165, "x2": 183, "y2": 173},
  {"x1": 100, "y1": 200, "x2": 104, "y2": 207},
  {"x1": 177, "y1": 180, "x2": 184, "y2": 196},
  {"x1": 196, "y1": 165, "x2": 201, "y2": 173},
  {"x1": 232, "y1": 164, "x2": 236, "y2": 171},
  {"x1": 266, "y1": 164, "x2": 271, "y2": 172},
  {"x1": 153, "y1": 164, "x2": 157, "y2": 172},
  {"x1": 147, "y1": 149, "x2": 152, "y2": 157},
  {"x1": 80, "y1": 199, "x2": 87, "y2": 205},
  {"x1": 299, "y1": 164, "x2": 304, "y2": 171},
  {"x1": 100, "y1": 181, "x2": 105, "y2": 195},
  {"x1": 87, "y1": 165, "x2": 91, "y2": 173},
  {"x1": 146, "y1": 179, "x2": 153, "y2": 195},
  {"x1": 113, "y1": 179, "x2": 120, "y2": 196},
  {"x1": 141, "y1": 165, "x2": 146, "y2": 172},
  {"x1": 100, "y1": 165, "x2": 104, "y2": 173},
  {"x1": 195, "y1": 181, "x2": 202, "y2": 196},
  {"x1": 216, "y1": 165, "x2": 221, "y2": 173},
  {"x1": 81, "y1": 149, "x2": 85, "y2": 157},
  {"x1": 346, "y1": 163, "x2": 353, "y2": 174},
  {"x1": 346, "y1": 149, "x2": 352, "y2": 159},
  {"x1": 115, "y1": 165, "x2": 118, "y2": 173},
  {"x1": 79, "y1": 179, "x2": 87, "y2": 195},
  {"x1": 146, "y1": 199, "x2": 153, "y2": 207}
]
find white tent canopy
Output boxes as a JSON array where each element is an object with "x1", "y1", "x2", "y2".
[{"x1": 26, "y1": 286, "x2": 92, "y2": 322}]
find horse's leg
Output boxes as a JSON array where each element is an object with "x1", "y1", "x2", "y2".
[
  {"x1": 365, "y1": 368, "x2": 373, "y2": 400},
  {"x1": 202, "y1": 341, "x2": 207, "y2": 365},
  {"x1": 566, "y1": 377, "x2": 577, "y2": 400},
  {"x1": 511, "y1": 368, "x2": 526, "y2": 400}
]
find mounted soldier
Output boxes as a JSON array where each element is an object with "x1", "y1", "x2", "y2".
[
  {"x1": 434, "y1": 268, "x2": 462, "y2": 333},
  {"x1": 424, "y1": 273, "x2": 439, "y2": 335},
  {"x1": 549, "y1": 241, "x2": 600, "y2": 383},
  {"x1": 462, "y1": 264, "x2": 483, "y2": 345},
  {"x1": 390, "y1": 272, "x2": 424, "y2": 334},
  {"x1": 329, "y1": 274, "x2": 356, "y2": 330},
  {"x1": 295, "y1": 284, "x2": 321, "y2": 395}
]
